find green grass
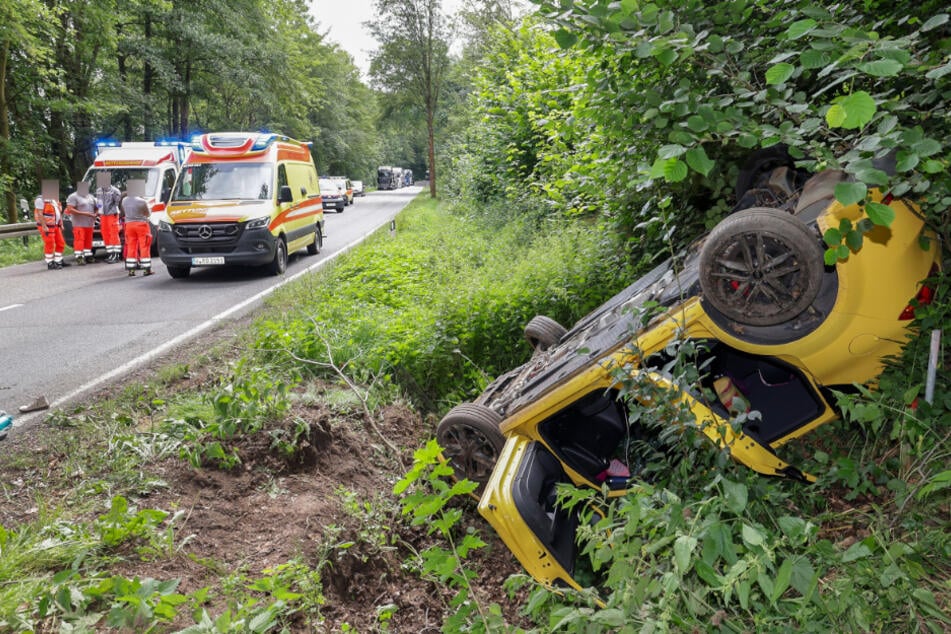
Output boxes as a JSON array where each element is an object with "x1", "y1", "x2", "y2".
[{"x1": 0, "y1": 234, "x2": 50, "y2": 267}]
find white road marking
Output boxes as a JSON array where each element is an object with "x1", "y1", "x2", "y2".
[
  {"x1": 0, "y1": 304, "x2": 23, "y2": 313},
  {"x1": 12, "y1": 212, "x2": 397, "y2": 429}
]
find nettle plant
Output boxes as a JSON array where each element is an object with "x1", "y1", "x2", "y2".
[{"x1": 525, "y1": 0, "x2": 949, "y2": 254}]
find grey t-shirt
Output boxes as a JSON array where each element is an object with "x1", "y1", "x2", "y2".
[
  {"x1": 66, "y1": 192, "x2": 97, "y2": 228},
  {"x1": 122, "y1": 196, "x2": 150, "y2": 222}
]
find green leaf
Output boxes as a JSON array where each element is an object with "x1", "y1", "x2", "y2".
[
  {"x1": 687, "y1": 115, "x2": 708, "y2": 132},
  {"x1": 921, "y1": 14, "x2": 949, "y2": 31},
  {"x1": 786, "y1": 19, "x2": 817, "y2": 40},
  {"x1": 658, "y1": 144, "x2": 686, "y2": 159},
  {"x1": 836, "y1": 244, "x2": 850, "y2": 260},
  {"x1": 686, "y1": 146, "x2": 715, "y2": 176},
  {"x1": 857, "y1": 59, "x2": 903, "y2": 77},
  {"x1": 825, "y1": 103, "x2": 846, "y2": 128},
  {"x1": 553, "y1": 29, "x2": 578, "y2": 49},
  {"x1": 845, "y1": 230, "x2": 864, "y2": 251},
  {"x1": 823, "y1": 227, "x2": 842, "y2": 247},
  {"x1": 742, "y1": 523, "x2": 765, "y2": 547},
  {"x1": 865, "y1": 201, "x2": 896, "y2": 226},
  {"x1": 674, "y1": 535, "x2": 698, "y2": 573},
  {"x1": 912, "y1": 138, "x2": 941, "y2": 157},
  {"x1": 842, "y1": 541, "x2": 873, "y2": 562},
  {"x1": 830, "y1": 91, "x2": 877, "y2": 130},
  {"x1": 800, "y1": 49, "x2": 830, "y2": 69},
  {"x1": 790, "y1": 558, "x2": 817, "y2": 596},
  {"x1": 653, "y1": 46, "x2": 678, "y2": 66},
  {"x1": 925, "y1": 62, "x2": 951, "y2": 80},
  {"x1": 664, "y1": 158, "x2": 688, "y2": 182},
  {"x1": 895, "y1": 151, "x2": 919, "y2": 172},
  {"x1": 722, "y1": 479, "x2": 748, "y2": 514},
  {"x1": 766, "y1": 62, "x2": 795, "y2": 85},
  {"x1": 834, "y1": 181, "x2": 867, "y2": 206},
  {"x1": 695, "y1": 559, "x2": 722, "y2": 586}
]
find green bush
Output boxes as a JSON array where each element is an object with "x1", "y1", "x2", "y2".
[{"x1": 253, "y1": 194, "x2": 635, "y2": 412}]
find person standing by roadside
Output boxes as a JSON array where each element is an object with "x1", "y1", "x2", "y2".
[
  {"x1": 33, "y1": 179, "x2": 70, "y2": 270},
  {"x1": 121, "y1": 179, "x2": 153, "y2": 276},
  {"x1": 95, "y1": 172, "x2": 123, "y2": 263},
  {"x1": 65, "y1": 181, "x2": 98, "y2": 265}
]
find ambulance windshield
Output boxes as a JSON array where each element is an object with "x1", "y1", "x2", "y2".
[
  {"x1": 84, "y1": 168, "x2": 160, "y2": 196},
  {"x1": 172, "y1": 163, "x2": 273, "y2": 201}
]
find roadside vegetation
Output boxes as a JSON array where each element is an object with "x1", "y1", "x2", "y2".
[
  {"x1": 0, "y1": 236, "x2": 45, "y2": 268},
  {"x1": 1, "y1": 0, "x2": 949, "y2": 632}
]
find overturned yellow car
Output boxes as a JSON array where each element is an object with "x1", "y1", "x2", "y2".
[{"x1": 436, "y1": 153, "x2": 941, "y2": 590}]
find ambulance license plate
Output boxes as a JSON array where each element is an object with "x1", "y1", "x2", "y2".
[
  {"x1": 92, "y1": 240, "x2": 104, "y2": 247},
  {"x1": 192, "y1": 256, "x2": 225, "y2": 265}
]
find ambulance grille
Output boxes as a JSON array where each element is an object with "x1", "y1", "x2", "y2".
[{"x1": 172, "y1": 222, "x2": 243, "y2": 249}]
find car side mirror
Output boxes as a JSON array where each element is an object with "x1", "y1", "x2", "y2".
[
  {"x1": 278, "y1": 186, "x2": 293, "y2": 203},
  {"x1": 161, "y1": 187, "x2": 172, "y2": 204}
]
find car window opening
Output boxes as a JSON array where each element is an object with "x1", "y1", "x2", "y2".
[{"x1": 535, "y1": 341, "x2": 826, "y2": 490}]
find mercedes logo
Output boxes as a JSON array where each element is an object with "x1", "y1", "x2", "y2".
[{"x1": 197, "y1": 225, "x2": 213, "y2": 240}]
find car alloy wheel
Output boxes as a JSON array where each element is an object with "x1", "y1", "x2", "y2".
[{"x1": 699, "y1": 207, "x2": 824, "y2": 326}]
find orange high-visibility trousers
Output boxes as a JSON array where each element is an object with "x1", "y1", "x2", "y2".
[
  {"x1": 101, "y1": 214, "x2": 120, "y2": 250},
  {"x1": 73, "y1": 226, "x2": 93, "y2": 256},
  {"x1": 38, "y1": 226, "x2": 65, "y2": 264},
  {"x1": 123, "y1": 221, "x2": 152, "y2": 270}
]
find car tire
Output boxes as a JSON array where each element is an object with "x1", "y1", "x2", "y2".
[
  {"x1": 307, "y1": 223, "x2": 322, "y2": 255},
  {"x1": 436, "y1": 403, "x2": 505, "y2": 493},
  {"x1": 167, "y1": 264, "x2": 190, "y2": 279},
  {"x1": 267, "y1": 236, "x2": 288, "y2": 276},
  {"x1": 524, "y1": 315, "x2": 567, "y2": 352},
  {"x1": 699, "y1": 207, "x2": 824, "y2": 327}
]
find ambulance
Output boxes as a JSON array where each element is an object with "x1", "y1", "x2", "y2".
[
  {"x1": 73, "y1": 140, "x2": 187, "y2": 252},
  {"x1": 156, "y1": 132, "x2": 325, "y2": 279}
]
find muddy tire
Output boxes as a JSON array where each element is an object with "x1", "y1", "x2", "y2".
[
  {"x1": 699, "y1": 207, "x2": 824, "y2": 326},
  {"x1": 524, "y1": 315, "x2": 567, "y2": 352},
  {"x1": 436, "y1": 403, "x2": 505, "y2": 493}
]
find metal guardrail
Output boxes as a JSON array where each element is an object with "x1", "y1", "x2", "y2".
[{"x1": 0, "y1": 222, "x2": 37, "y2": 240}]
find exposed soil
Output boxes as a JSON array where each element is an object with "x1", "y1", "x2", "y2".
[{"x1": 0, "y1": 331, "x2": 528, "y2": 632}]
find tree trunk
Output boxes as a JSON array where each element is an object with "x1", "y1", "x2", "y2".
[
  {"x1": 180, "y1": 61, "x2": 191, "y2": 137},
  {"x1": 0, "y1": 40, "x2": 16, "y2": 223},
  {"x1": 143, "y1": 13, "x2": 153, "y2": 140},
  {"x1": 427, "y1": 109, "x2": 436, "y2": 198}
]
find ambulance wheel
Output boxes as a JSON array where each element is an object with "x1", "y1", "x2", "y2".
[
  {"x1": 307, "y1": 223, "x2": 322, "y2": 255},
  {"x1": 268, "y1": 237, "x2": 288, "y2": 276},
  {"x1": 436, "y1": 403, "x2": 505, "y2": 495},
  {"x1": 167, "y1": 264, "x2": 190, "y2": 279}
]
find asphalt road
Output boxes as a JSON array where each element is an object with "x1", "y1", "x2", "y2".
[{"x1": 0, "y1": 186, "x2": 422, "y2": 433}]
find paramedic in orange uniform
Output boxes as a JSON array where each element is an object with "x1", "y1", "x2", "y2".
[
  {"x1": 65, "y1": 181, "x2": 97, "y2": 264},
  {"x1": 121, "y1": 179, "x2": 153, "y2": 276},
  {"x1": 33, "y1": 179, "x2": 69, "y2": 270},
  {"x1": 95, "y1": 172, "x2": 123, "y2": 263}
]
